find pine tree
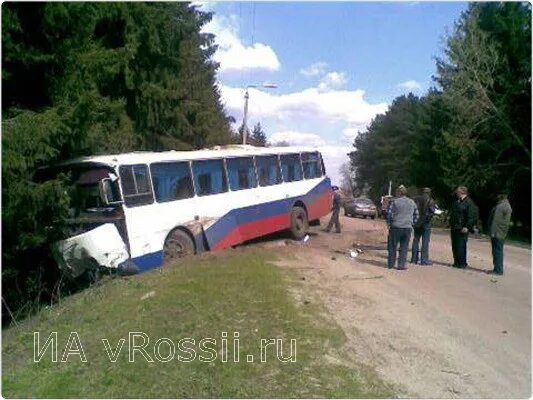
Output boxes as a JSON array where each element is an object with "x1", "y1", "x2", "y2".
[
  {"x1": 250, "y1": 122, "x2": 267, "y2": 147},
  {"x1": 1, "y1": 2, "x2": 236, "y2": 321}
]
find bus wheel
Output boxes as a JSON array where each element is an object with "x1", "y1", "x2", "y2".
[
  {"x1": 164, "y1": 229, "x2": 194, "y2": 263},
  {"x1": 290, "y1": 206, "x2": 309, "y2": 240}
]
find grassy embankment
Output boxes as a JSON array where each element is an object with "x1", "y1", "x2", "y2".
[{"x1": 2, "y1": 248, "x2": 394, "y2": 398}]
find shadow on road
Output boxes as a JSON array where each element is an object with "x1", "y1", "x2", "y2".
[{"x1": 369, "y1": 252, "x2": 492, "y2": 274}]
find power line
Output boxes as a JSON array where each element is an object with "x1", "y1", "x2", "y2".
[
  {"x1": 249, "y1": 2, "x2": 256, "y2": 87},
  {"x1": 252, "y1": 2, "x2": 256, "y2": 45}
]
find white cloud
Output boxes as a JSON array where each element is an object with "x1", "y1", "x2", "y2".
[
  {"x1": 269, "y1": 131, "x2": 326, "y2": 146},
  {"x1": 203, "y1": 15, "x2": 280, "y2": 73},
  {"x1": 299, "y1": 62, "x2": 328, "y2": 77},
  {"x1": 318, "y1": 144, "x2": 354, "y2": 185},
  {"x1": 342, "y1": 127, "x2": 361, "y2": 143},
  {"x1": 318, "y1": 71, "x2": 348, "y2": 91},
  {"x1": 397, "y1": 80, "x2": 422, "y2": 91},
  {"x1": 220, "y1": 85, "x2": 387, "y2": 131},
  {"x1": 190, "y1": 1, "x2": 216, "y2": 10},
  {"x1": 219, "y1": 85, "x2": 387, "y2": 185}
]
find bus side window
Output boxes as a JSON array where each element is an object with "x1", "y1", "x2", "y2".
[
  {"x1": 256, "y1": 155, "x2": 282, "y2": 186},
  {"x1": 226, "y1": 157, "x2": 257, "y2": 191},
  {"x1": 151, "y1": 162, "x2": 194, "y2": 202},
  {"x1": 119, "y1": 164, "x2": 154, "y2": 207},
  {"x1": 302, "y1": 152, "x2": 322, "y2": 179},
  {"x1": 280, "y1": 154, "x2": 303, "y2": 182},
  {"x1": 192, "y1": 159, "x2": 228, "y2": 196}
]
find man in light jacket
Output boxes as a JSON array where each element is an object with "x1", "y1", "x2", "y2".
[
  {"x1": 488, "y1": 193, "x2": 513, "y2": 275},
  {"x1": 387, "y1": 185, "x2": 419, "y2": 270}
]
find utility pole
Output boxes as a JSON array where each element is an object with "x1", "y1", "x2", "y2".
[
  {"x1": 242, "y1": 89, "x2": 250, "y2": 145},
  {"x1": 241, "y1": 83, "x2": 277, "y2": 145}
]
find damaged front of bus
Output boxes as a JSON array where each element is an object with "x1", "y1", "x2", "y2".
[{"x1": 41, "y1": 159, "x2": 132, "y2": 278}]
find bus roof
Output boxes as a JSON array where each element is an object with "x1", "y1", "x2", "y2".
[{"x1": 56, "y1": 145, "x2": 324, "y2": 168}]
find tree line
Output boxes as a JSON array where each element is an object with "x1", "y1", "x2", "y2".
[
  {"x1": 1, "y1": 2, "x2": 240, "y2": 323},
  {"x1": 349, "y1": 2, "x2": 531, "y2": 238}
]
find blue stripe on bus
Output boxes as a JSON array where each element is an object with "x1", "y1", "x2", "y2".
[{"x1": 131, "y1": 251, "x2": 164, "y2": 271}]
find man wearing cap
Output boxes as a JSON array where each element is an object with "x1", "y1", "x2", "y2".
[
  {"x1": 411, "y1": 187, "x2": 437, "y2": 265},
  {"x1": 324, "y1": 186, "x2": 342, "y2": 233},
  {"x1": 387, "y1": 185, "x2": 418, "y2": 270},
  {"x1": 487, "y1": 193, "x2": 513, "y2": 275},
  {"x1": 449, "y1": 186, "x2": 477, "y2": 268}
]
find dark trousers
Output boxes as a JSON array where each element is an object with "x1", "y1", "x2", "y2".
[
  {"x1": 411, "y1": 225, "x2": 431, "y2": 264},
  {"x1": 388, "y1": 227, "x2": 412, "y2": 269},
  {"x1": 326, "y1": 209, "x2": 341, "y2": 233},
  {"x1": 491, "y1": 237, "x2": 504, "y2": 274},
  {"x1": 451, "y1": 229, "x2": 468, "y2": 267}
]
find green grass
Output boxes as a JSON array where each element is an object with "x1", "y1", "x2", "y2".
[{"x1": 2, "y1": 249, "x2": 393, "y2": 398}]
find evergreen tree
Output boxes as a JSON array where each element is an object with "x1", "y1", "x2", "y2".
[
  {"x1": 350, "y1": 2, "x2": 531, "y2": 237},
  {"x1": 250, "y1": 122, "x2": 267, "y2": 147},
  {"x1": 1, "y1": 2, "x2": 235, "y2": 322}
]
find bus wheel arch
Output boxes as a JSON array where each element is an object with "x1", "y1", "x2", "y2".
[
  {"x1": 163, "y1": 227, "x2": 196, "y2": 263},
  {"x1": 289, "y1": 201, "x2": 309, "y2": 240}
]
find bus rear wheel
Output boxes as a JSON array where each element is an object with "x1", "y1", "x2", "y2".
[
  {"x1": 289, "y1": 206, "x2": 309, "y2": 240},
  {"x1": 164, "y1": 229, "x2": 194, "y2": 263}
]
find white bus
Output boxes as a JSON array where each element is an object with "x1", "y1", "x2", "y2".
[{"x1": 44, "y1": 145, "x2": 332, "y2": 277}]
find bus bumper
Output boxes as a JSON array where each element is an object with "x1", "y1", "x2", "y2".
[{"x1": 54, "y1": 223, "x2": 129, "y2": 278}]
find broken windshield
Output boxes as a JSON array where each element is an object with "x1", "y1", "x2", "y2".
[{"x1": 37, "y1": 164, "x2": 122, "y2": 216}]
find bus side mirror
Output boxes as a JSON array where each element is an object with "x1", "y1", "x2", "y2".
[{"x1": 99, "y1": 178, "x2": 123, "y2": 206}]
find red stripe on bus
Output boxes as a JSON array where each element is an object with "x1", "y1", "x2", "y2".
[
  {"x1": 212, "y1": 191, "x2": 331, "y2": 251},
  {"x1": 213, "y1": 214, "x2": 290, "y2": 251}
]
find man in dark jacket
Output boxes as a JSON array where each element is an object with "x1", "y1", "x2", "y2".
[
  {"x1": 324, "y1": 186, "x2": 341, "y2": 233},
  {"x1": 449, "y1": 186, "x2": 477, "y2": 268},
  {"x1": 487, "y1": 193, "x2": 512, "y2": 275},
  {"x1": 410, "y1": 187, "x2": 436, "y2": 265}
]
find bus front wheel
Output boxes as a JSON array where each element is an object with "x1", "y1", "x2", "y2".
[
  {"x1": 164, "y1": 229, "x2": 194, "y2": 263},
  {"x1": 289, "y1": 206, "x2": 309, "y2": 240}
]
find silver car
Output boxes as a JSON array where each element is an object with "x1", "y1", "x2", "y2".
[{"x1": 344, "y1": 198, "x2": 378, "y2": 219}]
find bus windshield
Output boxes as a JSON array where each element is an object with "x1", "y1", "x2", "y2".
[{"x1": 38, "y1": 164, "x2": 121, "y2": 215}]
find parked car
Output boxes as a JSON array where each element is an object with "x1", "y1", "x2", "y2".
[{"x1": 344, "y1": 198, "x2": 378, "y2": 219}]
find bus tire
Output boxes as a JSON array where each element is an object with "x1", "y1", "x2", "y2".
[
  {"x1": 164, "y1": 229, "x2": 195, "y2": 263},
  {"x1": 289, "y1": 206, "x2": 309, "y2": 240}
]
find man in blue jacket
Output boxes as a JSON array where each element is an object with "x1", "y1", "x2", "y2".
[{"x1": 387, "y1": 185, "x2": 419, "y2": 270}]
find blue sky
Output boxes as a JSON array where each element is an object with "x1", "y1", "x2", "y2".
[{"x1": 200, "y1": 1, "x2": 467, "y2": 184}]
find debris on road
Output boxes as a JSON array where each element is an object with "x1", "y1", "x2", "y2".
[
  {"x1": 441, "y1": 369, "x2": 471, "y2": 378},
  {"x1": 347, "y1": 248, "x2": 364, "y2": 259}
]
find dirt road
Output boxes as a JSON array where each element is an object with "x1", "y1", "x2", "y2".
[{"x1": 269, "y1": 215, "x2": 531, "y2": 398}]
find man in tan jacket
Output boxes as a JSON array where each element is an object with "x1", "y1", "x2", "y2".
[{"x1": 488, "y1": 193, "x2": 513, "y2": 275}]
